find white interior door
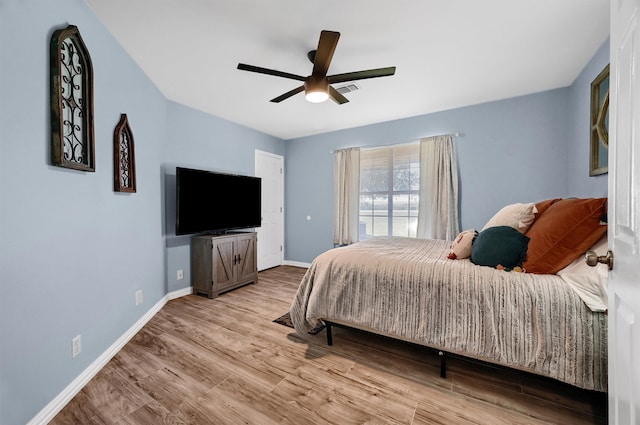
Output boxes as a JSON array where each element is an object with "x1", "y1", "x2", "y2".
[
  {"x1": 255, "y1": 150, "x2": 284, "y2": 271},
  {"x1": 609, "y1": 0, "x2": 640, "y2": 423}
]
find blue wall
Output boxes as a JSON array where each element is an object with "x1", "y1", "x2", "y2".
[
  {"x1": 0, "y1": 2, "x2": 166, "y2": 424},
  {"x1": 284, "y1": 41, "x2": 610, "y2": 264},
  {"x1": 163, "y1": 102, "x2": 285, "y2": 293},
  {"x1": 0, "y1": 1, "x2": 284, "y2": 424},
  {"x1": 567, "y1": 38, "x2": 609, "y2": 196},
  {"x1": 0, "y1": 0, "x2": 608, "y2": 423}
]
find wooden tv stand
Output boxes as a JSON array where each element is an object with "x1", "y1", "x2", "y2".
[{"x1": 191, "y1": 232, "x2": 258, "y2": 298}]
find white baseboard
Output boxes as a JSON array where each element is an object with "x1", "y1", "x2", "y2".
[
  {"x1": 27, "y1": 286, "x2": 193, "y2": 425},
  {"x1": 167, "y1": 286, "x2": 193, "y2": 300},
  {"x1": 282, "y1": 260, "x2": 311, "y2": 268}
]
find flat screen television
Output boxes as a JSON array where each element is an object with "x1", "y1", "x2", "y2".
[{"x1": 176, "y1": 167, "x2": 261, "y2": 235}]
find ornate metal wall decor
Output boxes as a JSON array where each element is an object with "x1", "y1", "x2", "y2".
[
  {"x1": 590, "y1": 64, "x2": 609, "y2": 176},
  {"x1": 50, "y1": 25, "x2": 95, "y2": 171},
  {"x1": 113, "y1": 114, "x2": 137, "y2": 192}
]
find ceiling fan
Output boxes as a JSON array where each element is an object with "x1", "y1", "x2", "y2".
[{"x1": 237, "y1": 30, "x2": 396, "y2": 104}]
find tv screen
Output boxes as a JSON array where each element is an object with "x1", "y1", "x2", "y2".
[{"x1": 176, "y1": 167, "x2": 261, "y2": 235}]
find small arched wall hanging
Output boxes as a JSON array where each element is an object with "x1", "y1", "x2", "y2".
[
  {"x1": 50, "y1": 25, "x2": 95, "y2": 171},
  {"x1": 113, "y1": 114, "x2": 137, "y2": 193}
]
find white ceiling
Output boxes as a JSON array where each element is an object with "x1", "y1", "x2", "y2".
[{"x1": 85, "y1": 0, "x2": 610, "y2": 140}]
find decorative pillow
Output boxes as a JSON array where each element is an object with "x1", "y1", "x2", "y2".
[
  {"x1": 448, "y1": 229, "x2": 478, "y2": 259},
  {"x1": 523, "y1": 198, "x2": 608, "y2": 274},
  {"x1": 470, "y1": 226, "x2": 530, "y2": 269},
  {"x1": 526, "y1": 198, "x2": 562, "y2": 230},
  {"x1": 557, "y1": 235, "x2": 608, "y2": 312},
  {"x1": 534, "y1": 198, "x2": 562, "y2": 219},
  {"x1": 482, "y1": 203, "x2": 538, "y2": 234}
]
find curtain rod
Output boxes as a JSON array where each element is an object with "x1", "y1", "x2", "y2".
[{"x1": 330, "y1": 131, "x2": 463, "y2": 154}]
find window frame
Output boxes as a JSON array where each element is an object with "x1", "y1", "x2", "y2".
[{"x1": 358, "y1": 143, "x2": 420, "y2": 239}]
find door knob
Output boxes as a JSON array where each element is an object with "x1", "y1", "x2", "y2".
[{"x1": 585, "y1": 250, "x2": 614, "y2": 270}]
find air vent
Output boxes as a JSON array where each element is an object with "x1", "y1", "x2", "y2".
[{"x1": 336, "y1": 83, "x2": 359, "y2": 94}]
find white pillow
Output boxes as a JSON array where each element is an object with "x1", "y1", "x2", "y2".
[
  {"x1": 557, "y1": 236, "x2": 608, "y2": 312},
  {"x1": 447, "y1": 229, "x2": 477, "y2": 260},
  {"x1": 482, "y1": 202, "x2": 538, "y2": 234}
]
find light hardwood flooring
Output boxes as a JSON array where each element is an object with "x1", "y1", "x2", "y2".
[{"x1": 51, "y1": 266, "x2": 607, "y2": 424}]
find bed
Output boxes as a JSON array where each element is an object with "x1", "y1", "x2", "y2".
[{"x1": 289, "y1": 198, "x2": 609, "y2": 392}]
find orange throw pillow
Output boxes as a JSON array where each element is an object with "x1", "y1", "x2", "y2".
[
  {"x1": 523, "y1": 198, "x2": 607, "y2": 274},
  {"x1": 534, "y1": 198, "x2": 562, "y2": 218}
]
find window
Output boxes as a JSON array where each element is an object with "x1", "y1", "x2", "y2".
[{"x1": 359, "y1": 144, "x2": 420, "y2": 239}]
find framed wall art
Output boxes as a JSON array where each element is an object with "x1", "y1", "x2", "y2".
[
  {"x1": 113, "y1": 114, "x2": 136, "y2": 193},
  {"x1": 50, "y1": 25, "x2": 95, "y2": 171},
  {"x1": 590, "y1": 64, "x2": 609, "y2": 176}
]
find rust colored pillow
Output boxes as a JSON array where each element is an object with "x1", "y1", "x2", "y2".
[
  {"x1": 523, "y1": 198, "x2": 607, "y2": 274},
  {"x1": 534, "y1": 198, "x2": 562, "y2": 218}
]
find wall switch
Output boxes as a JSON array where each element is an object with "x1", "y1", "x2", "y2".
[
  {"x1": 72, "y1": 335, "x2": 81, "y2": 358},
  {"x1": 177, "y1": 269, "x2": 184, "y2": 280},
  {"x1": 135, "y1": 290, "x2": 143, "y2": 306}
]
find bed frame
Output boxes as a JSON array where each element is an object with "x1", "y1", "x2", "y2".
[{"x1": 325, "y1": 321, "x2": 449, "y2": 378}]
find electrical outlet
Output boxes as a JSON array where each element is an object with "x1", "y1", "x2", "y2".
[
  {"x1": 135, "y1": 290, "x2": 143, "y2": 306},
  {"x1": 177, "y1": 269, "x2": 184, "y2": 280},
  {"x1": 72, "y1": 335, "x2": 81, "y2": 358}
]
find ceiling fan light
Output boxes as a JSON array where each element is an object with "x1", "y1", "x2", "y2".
[
  {"x1": 305, "y1": 76, "x2": 329, "y2": 103},
  {"x1": 305, "y1": 90, "x2": 329, "y2": 103}
]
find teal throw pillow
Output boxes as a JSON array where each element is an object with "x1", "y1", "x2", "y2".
[{"x1": 470, "y1": 225, "x2": 530, "y2": 269}]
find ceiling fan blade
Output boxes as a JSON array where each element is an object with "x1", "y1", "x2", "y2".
[
  {"x1": 328, "y1": 66, "x2": 396, "y2": 84},
  {"x1": 329, "y1": 86, "x2": 349, "y2": 105},
  {"x1": 237, "y1": 63, "x2": 306, "y2": 82},
  {"x1": 312, "y1": 30, "x2": 340, "y2": 78},
  {"x1": 270, "y1": 85, "x2": 305, "y2": 103}
]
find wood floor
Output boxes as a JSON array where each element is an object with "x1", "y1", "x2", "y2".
[{"x1": 51, "y1": 266, "x2": 607, "y2": 425}]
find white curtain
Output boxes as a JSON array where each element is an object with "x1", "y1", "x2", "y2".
[
  {"x1": 333, "y1": 147, "x2": 360, "y2": 245},
  {"x1": 416, "y1": 135, "x2": 460, "y2": 240}
]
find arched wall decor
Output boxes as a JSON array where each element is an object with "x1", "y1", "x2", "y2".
[
  {"x1": 50, "y1": 25, "x2": 95, "y2": 171},
  {"x1": 113, "y1": 114, "x2": 137, "y2": 193}
]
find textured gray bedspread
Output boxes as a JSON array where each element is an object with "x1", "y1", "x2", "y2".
[{"x1": 290, "y1": 236, "x2": 607, "y2": 392}]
